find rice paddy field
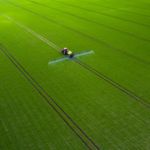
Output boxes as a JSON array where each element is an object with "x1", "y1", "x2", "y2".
[{"x1": 0, "y1": 0, "x2": 150, "y2": 149}]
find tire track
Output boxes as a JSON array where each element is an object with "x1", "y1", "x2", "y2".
[
  {"x1": 1, "y1": 12, "x2": 150, "y2": 109},
  {"x1": 28, "y1": 0, "x2": 150, "y2": 43},
  {"x1": 76, "y1": 0, "x2": 150, "y2": 17},
  {"x1": 0, "y1": 44, "x2": 100, "y2": 150},
  {"x1": 0, "y1": 13, "x2": 61, "y2": 52},
  {"x1": 125, "y1": 0, "x2": 150, "y2": 5},
  {"x1": 73, "y1": 58, "x2": 150, "y2": 109},
  {"x1": 103, "y1": 0, "x2": 150, "y2": 10},
  {"x1": 50, "y1": 0, "x2": 150, "y2": 28},
  {"x1": 1, "y1": 7, "x2": 150, "y2": 67}
]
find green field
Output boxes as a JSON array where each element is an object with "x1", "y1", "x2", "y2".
[{"x1": 0, "y1": 0, "x2": 150, "y2": 149}]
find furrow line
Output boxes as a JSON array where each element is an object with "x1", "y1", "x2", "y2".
[
  {"x1": 75, "y1": 58, "x2": 150, "y2": 106},
  {"x1": 74, "y1": 58, "x2": 150, "y2": 109},
  {"x1": 0, "y1": 13, "x2": 61, "y2": 52},
  {"x1": 124, "y1": 0, "x2": 150, "y2": 5},
  {"x1": 76, "y1": 0, "x2": 150, "y2": 17},
  {"x1": 28, "y1": 0, "x2": 150, "y2": 43},
  {"x1": 1, "y1": 12, "x2": 149, "y2": 109},
  {"x1": 1, "y1": 11, "x2": 150, "y2": 66},
  {"x1": 51, "y1": 0, "x2": 150, "y2": 27},
  {"x1": 103, "y1": 0, "x2": 150, "y2": 10},
  {"x1": 0, "y1": 45, "x2": 95, "y2": 150}
]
